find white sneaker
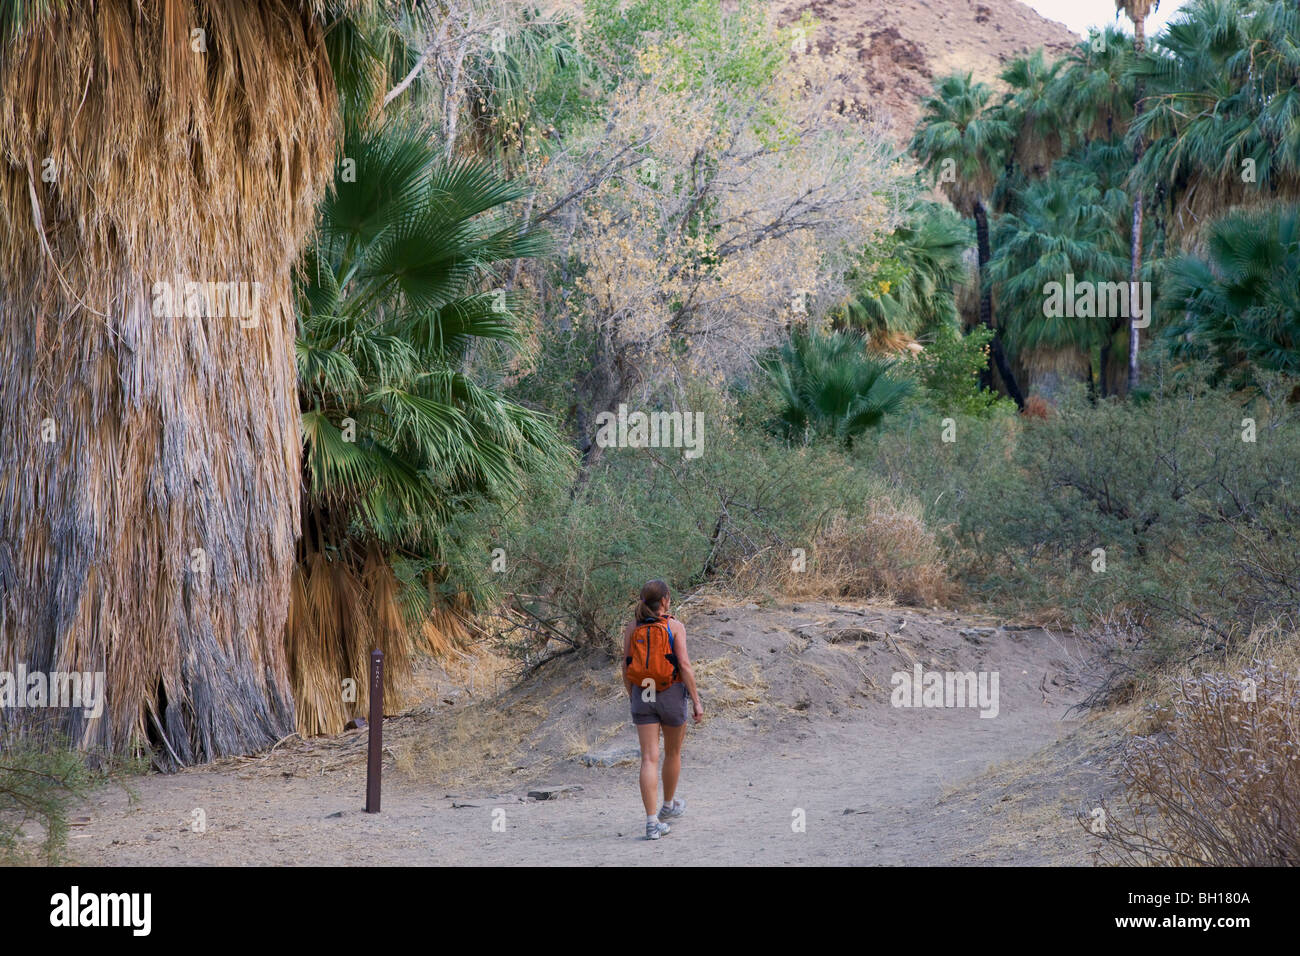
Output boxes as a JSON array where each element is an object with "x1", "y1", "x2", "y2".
[
  {"x1": 658, "y1": 799, "x2": 686, "y2": 821},
  {"x1": 646, "y1": 819, "x2": 671, "y2": 840}
]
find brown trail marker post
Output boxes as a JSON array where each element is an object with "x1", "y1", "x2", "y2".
[{"x1": 365, "y1": 649, "x2": 383, "y2": 813}]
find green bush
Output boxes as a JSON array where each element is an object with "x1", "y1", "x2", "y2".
[
  {"x1": 488, "y1": 385, "x2": 902, "y2": 651},
  {"x1": 910, "y1": 324, "x2": 1015, "y2": 418},
  {"x1": 867, "y1": 366, "x2": 1300, "y2": 644},
  {"x1": 0, "y1": 735, "x2": 94, "y2": 865}
]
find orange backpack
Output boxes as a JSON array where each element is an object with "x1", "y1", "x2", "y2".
[{"x1": 626, "y1": 614, "x2": 679, "y2": 692}]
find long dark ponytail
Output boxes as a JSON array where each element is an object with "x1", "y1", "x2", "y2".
[{"x1": 636, "y1": 579, "x2": 669, "y2": 623}]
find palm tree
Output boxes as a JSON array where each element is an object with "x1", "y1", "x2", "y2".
[
  {"x1": 763, "y1": 331, "x2": 914, "y2": 447},
  {"x1": 1048, "y1": 26, "x2": 1137, "y2": 149},
  {"x1": 1132, "y1": 0, "x2": 1300, "y2": 226},
  {"x1": 912, "y1": 73, "x2": 1025, "y2": 408},
  {"x1": 991, "y1": 144, "x2": 1132, "y2": 397},
  {"x1": 459, "y1": 7, "x2": 591, "y2": 168},
  {"x1": 999, "y1": 50, "x2": 1065, "y2": 181},
  {"x1": 0, "y1": 1, "x2": 340, "y2": 766},
  {"x1": 1161, "y1": 205, "x2": 1300, "y2": 386},
  {"x1": 292, "y1": 122, "x2": 567, "y2": 734},
  {"x1": 1116, "y1": 0, "x2": 1160, "y2": 392},
  {"x1": 1041, "y1": 26, "x2": 1140, "y2": 393},
  {"x1": 837, "y1": 200, "x2": 971, "y2": 344}
]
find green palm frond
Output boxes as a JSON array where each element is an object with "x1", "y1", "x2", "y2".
[
  {"x1": 297, "y1": 121, "x2": 570, "y2": 557},
  {"x1": 839, "y1": 201, "x2": 971, "y2": 340},
  {"x1": 991, "y1": 147, "x2": 1135, "y2": 359},
  {"x1": 1131, "y1": 0, "x2": 1300, "y2": 217},
  {"x1": 763, "y1": 331, "x2": 914, "y2": 447},
  {"x1": 1161, "y1": 204, "x2": 1300, "y2": 385},
  {"x1": 1046, "y1": 26, "x2": 1136, "y2": 148},
  {"x1": 911, "y1": 73, "x2": 1015, "y2": 214}
]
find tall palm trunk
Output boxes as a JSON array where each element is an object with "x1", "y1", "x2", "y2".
[
  {"x1": 1128, "y1": 17, "x2": 1147, "y2": 392},
  {"x1": 974, "y1": 200, "x2": 1026, "y2": 409},
  {"x1": 0, "y1": 1, "x2": 338, "y2": 766}
]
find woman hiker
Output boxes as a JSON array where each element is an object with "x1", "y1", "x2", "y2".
[{"x1": 622, "y1": 580, "x2": 704, "y2": 840}]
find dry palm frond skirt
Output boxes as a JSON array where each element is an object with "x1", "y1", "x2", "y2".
[
  {"x1": 0, "y1": 1, "x2": 337, "y2": 767},
  {"x1": 286, "y1": 549, "x2": 476, "y2": 737}
]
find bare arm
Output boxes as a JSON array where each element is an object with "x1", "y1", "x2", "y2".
[
  {"x1": 670, "y1": 619, "x2": 704, "y2": 722},
  {"x1": 621, "y1": 622, "x2": 636, "y2": 695}
]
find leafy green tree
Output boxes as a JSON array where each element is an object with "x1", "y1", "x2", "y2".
[{"x1": 583, "y1": 0, "x2": 784, "y2": 93}]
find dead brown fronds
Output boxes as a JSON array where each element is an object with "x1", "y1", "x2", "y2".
[
  {"x1": 286, "y1": 547, "x2": 477, "y2": 737},
  {"x1": 0, "y1": 1, "x2": 338, "y2": 765}
]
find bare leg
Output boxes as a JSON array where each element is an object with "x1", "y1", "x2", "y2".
[
  {"x1": 636, "y1": 722, "x2": 660, "y2": 815},
  {"x1": 661, "y1": 723, "x2": 686, "y2": 804}
]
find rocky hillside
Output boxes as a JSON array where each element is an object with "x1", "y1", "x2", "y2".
[{"x1": 771, "y1": 0, "x2": 1079, "y2": 142}]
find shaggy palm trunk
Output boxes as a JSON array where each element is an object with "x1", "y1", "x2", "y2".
[
  {"x1": 973, "y1": 200, "x2": 1025, "y2": 409},
  {"x1": 1128, "y1": 18, "x2": 1147, "y2": 393},
  {"x1": 0, "y1": 1, "x2": 337, "y2": 766}
]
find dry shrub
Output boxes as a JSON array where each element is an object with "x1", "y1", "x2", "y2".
[
  {"x1": 1074, "y1": 609, "x2": 1170, "y2": 710},
  {"x1": 428, "y1": 638, "x2": 515, "y2": 699},
  {"x1": 737, "y1": 495, "x2": 952, "y2": 605},
  {"x1": 1087, "y1": 661, "x2": 1300, "y2": 866}
]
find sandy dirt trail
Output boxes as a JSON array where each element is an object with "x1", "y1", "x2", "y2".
[{"x1": 68, "y1": 600, "x2": 1102, "y2": 866}]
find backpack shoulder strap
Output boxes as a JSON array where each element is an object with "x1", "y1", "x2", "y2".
[{"x1": 661, "y1": 613, "x2": 676, "y2": 650}]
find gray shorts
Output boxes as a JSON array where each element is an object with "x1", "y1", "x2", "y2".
[{"x1": 629, "y1": 681, "x2": 689, "y2": 727}]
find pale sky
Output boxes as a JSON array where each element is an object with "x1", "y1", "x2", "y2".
[{"x1": 1024, "y1": 0, "x2": 1192, "y2": 39}]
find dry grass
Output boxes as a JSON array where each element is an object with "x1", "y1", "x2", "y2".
[
  {"x1": 733, "y1": 495, "x2": 952, "y2": 607},
  {"x1": 692, "y1": 656, "x2": 768, "y2": 715},
  {"x1": 1088, "y1": 634, "x2": 1300, "y2": 866},
  {"x1": 388, "y1": 700, "x2": 549, "y2": 792},
  {"x1": 561, "y1": 721, "x2": 625, "y2": 760},
  {"x1": 0, "y1": 1, "x2": 338, "y2": 765}
]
